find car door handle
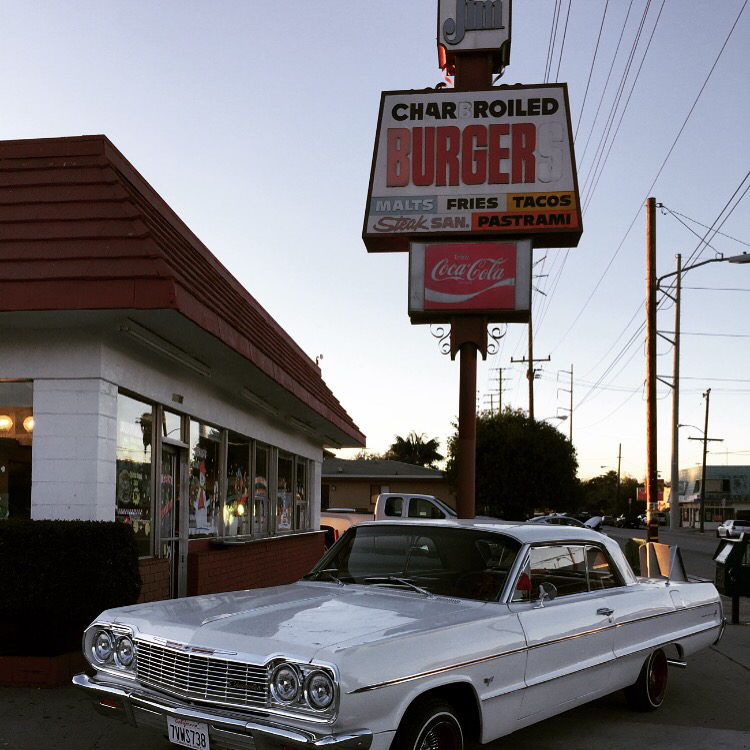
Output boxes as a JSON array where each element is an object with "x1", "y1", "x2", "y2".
[{"x1": 597, "y1": 607, "x2": 614, "y2": 617}]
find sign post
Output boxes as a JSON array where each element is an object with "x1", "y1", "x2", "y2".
[{"x1": 363, "y1": 3, "x2": 581, "y2": 518}]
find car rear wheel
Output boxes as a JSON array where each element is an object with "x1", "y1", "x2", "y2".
[
  {"x1": 624, "y1": 648, "x2": 668, "y2": 711},
  {"x1": 393, "y1": 698, "x2": 464, "y2": 750}
]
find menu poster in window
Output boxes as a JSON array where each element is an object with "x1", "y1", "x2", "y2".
[
  {"x1": 190, "y1": 440, "x2": 219, "y2": 537},
  {"x1": 116, "y1": 459, "x2": 152, "y2": 548}
]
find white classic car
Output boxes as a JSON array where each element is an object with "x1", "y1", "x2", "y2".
[{"x1": 73, "y1": 520, "x2": 725, "y2": 750}]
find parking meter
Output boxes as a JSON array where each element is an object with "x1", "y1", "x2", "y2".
[{"x1": 713, "y1": 534, "x2": 749, "y2": 623}]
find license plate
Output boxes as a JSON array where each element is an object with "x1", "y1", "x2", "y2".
[{"x1": 166, "y1": 716, "x2": 210, "y2": 749}]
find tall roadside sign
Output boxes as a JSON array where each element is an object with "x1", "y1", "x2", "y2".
[{"x1": 363, "y1": 2, "x2": 582, "y2": 517}]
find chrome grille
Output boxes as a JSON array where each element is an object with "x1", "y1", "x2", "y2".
[{"x1": 136, "y1": 640, "x2": 268, "y2": 708}]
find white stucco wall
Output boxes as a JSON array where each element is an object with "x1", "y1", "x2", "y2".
[{"x1": 31, "y1": 378, "x2": 117, "y2": 520}]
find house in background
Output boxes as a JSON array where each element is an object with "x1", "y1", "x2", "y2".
[
  {"x1": 669, "y1": 465, "x2": 750, "y2": 529},
  {"x1": 322, "y1": 457, "x2": 455, "y2": 511}
]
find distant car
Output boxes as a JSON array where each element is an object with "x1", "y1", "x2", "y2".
[
  {"x1": 615, "y1": 514, "x2": 640, "y2": 529},
  {"x1": 717, "y1": 519, "x2": 750, "y2": 539},
  {"x1": 602, "y1": 515, "x2": 615, "y2": 526}
]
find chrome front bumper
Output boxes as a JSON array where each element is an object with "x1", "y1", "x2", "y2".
[{"x1": 72, "y1": 672, "x2": 372, "y2": 749}]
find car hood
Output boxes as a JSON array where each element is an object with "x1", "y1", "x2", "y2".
[{"x1": 100, "y1": 581, "x2": 486, "y2": 663}]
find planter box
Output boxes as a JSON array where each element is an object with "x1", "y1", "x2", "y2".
[{"x1": 0, "y1": 650, "x2": 87, "y2": 688}]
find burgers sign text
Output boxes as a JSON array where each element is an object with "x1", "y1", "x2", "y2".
[{"x1": 364, "y1": 84, "x2": 581, "y2": 252}]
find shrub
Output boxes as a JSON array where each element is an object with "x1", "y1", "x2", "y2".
[{"x1": 0, "y1": 519, "x2": 142, "y2": 656}]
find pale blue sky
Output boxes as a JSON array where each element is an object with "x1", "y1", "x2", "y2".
[{"x1": 2, "y1": 1, "x2": 748, "y2": 482}]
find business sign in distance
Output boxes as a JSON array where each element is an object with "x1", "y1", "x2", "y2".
[
  {"x1": 363, "y1": 84, "x2": 582, "y2": 252},
  {"x1": 409, "y1": 239, "x2": 531, "y2": 324}
]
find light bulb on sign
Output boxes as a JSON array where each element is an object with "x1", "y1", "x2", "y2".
[
  {"x1": 23, "y1": 416, "x2": 34, "y2": 432},
  {"x1": 0, "y1": 415, "x2": 12, "y2": 432}
]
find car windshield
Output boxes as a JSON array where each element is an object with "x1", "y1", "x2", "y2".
[{"x1": 305, "y1": 525, "x2": 521, "y2": 602}]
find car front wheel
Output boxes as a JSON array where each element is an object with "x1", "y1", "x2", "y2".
[
  {"x1": 393, "y1": 698, "x2": 464, "y2": 750},
  {"x1": 624, "y1": 648, "x2": 668, "y2": 711}
]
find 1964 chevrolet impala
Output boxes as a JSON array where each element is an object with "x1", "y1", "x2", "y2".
[{"x1": 73, "y1": 520, "x2": 724, "y2": 750}]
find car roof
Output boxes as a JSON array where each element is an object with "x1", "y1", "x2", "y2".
[{"x1": 355, "y1": 517, "x2": 603, "y2": 543}]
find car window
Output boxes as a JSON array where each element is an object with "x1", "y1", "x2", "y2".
[
  {"x1": 407, "y1": 497, "x2": 446, "y2": 519},
  {"x1": 315, "y1": 525, "x2": 521, "y2": 602},
  {"x1": 384, "y1": 496, "x2": 403, "y2": 517},
  {"x1": 586, "y1": 546, "x2": 618, "y2": 590}
]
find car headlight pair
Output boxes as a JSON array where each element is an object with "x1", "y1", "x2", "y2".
[
  {"x1": 270, "y1": 661, "x2": 336, "y2": 712},
  {"x1": 85, "y1": 624, "x2": 137, "y2": 674}
]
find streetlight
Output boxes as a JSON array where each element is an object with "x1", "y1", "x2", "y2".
[{"x1": 654, "y1": 250, "x2": 749, "y2": 533}]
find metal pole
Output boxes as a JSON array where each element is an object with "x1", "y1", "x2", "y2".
[
  {"x1": 569, "y1": 364, "x2": 573, "y2": 442},
  {"x1": 457, "y1": 341, "x2": 478, "y2": 519},
  {"x1": 670, "y1": 254, "x2": 682, "y2": 529},
  {"x1": 616, "y1": 443, "x2": 622, "y2": 508},
  {"x1": 646, "y1": 198, "x2": 659, "y2": 543},
  {"x1": 699, "y1": 388, "x2": 711, "y2": 534},
  {"x1": 528, "y1": 306, "x2": 535, "y2": 421}
]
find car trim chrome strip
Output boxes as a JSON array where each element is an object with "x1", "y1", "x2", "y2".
[
  {"x1": 348, "y1": 608, "x2": 721, "y2": 695},
  {"x1": 348, "y1": 645, "x2": 529, "y2": 694}
]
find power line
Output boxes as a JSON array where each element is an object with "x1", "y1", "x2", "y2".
[{"x1": 549, "y1": 0, "x2": 748, "y2": 354}]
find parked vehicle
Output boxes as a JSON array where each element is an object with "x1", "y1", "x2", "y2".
[
  {"x1": 615, "y1": 514, "x2": 640, "y2": 528},
  {"x1": 602, "y1": 514, "x2": 615, "y2": 526},
  {"x1": 73, "y1": 520, "x2": 724, "y2": 750},
  {"x1": 717, "y1": 518, "x2": 750, "y2": 539},
  {"x1": 321, "y1": 492, "x2": 455, "y2": 544}
]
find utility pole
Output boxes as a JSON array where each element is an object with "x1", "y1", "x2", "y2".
[
  {"x1": 558, "y1": 365, "x2": 573, "y2": 442},
  {"x1": 646, "y1": 197, "x2": 659, "y2": 543},
  {"x1": 669, "y1": 254, "x2": 681, "y2": 529},
  {"x1": 490, "y1": 367, "x2": 510, "y2": 413},
  {"x1": 511, "y1": 315, "x2": 550, "y2": 422},
  {"x1": 687, "y1": 389, "x2": 722, "y2": 534},
  {"x1": 616, "y1": 443, "x2": 622, "y2": 508}
]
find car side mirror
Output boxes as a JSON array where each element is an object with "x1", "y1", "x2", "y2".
[{"x1": 535, "y1": 581, "x2": 558, "y2": 608}]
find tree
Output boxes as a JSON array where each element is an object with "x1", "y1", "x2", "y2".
[
  {"x1": 386, "y1": 431, "x2": 444, "y2": 468},
  {"x1": 445, "y1": 408, "x2": 578, "y2": 520}
]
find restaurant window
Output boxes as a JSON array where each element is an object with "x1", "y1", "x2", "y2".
[
  {"x1": 225, "y1": 431, "x2": 251, "y2": 537},
  {"x1": 162, "y1": 409, "x2": 183, "y2": 442},
  {"x1": 277, "y1": 452, "x2": 294, "y2": 532},
  {"x1": 295, "y1": 457, "x2": 308, "y2": 529},
  {"x1": 116, "y1": 392, "x2": 153, "y2": 557},
  {"x1": 254, "y1": 443, "x2": 270, "y2": 535},
  {"x1": 189, "y1": 420, "x2": 221, "y2": 537},
  {"x1": 0, "y1": 381, "x2": 33, "y2": 521}
]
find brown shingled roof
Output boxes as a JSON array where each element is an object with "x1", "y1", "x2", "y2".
[{"x1": 0, "y1": 134, "x2": 364, "y2": 446}]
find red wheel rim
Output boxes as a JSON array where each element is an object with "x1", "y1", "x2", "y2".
[
  {"x1": 647, "y1": 651, "x2": 668, "y2": 705},
  {"x1": 419, "y1": 716, "x2": 462, "y2": 750}
]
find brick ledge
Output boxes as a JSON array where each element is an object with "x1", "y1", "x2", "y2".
[{"x1": 0, "y1": 651, "x2": 87, "y2": 688}]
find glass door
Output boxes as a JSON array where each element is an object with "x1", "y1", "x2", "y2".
[{"x1": 160, "y1": 446, "x2": 185, "y2": 598}]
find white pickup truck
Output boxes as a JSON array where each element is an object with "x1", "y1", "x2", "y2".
[{"x1": 320, "y1": 492, "x2": 456, "y2": 546}]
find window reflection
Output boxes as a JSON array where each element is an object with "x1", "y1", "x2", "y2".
[{"x1": 116, "y1": 393, "x2": 153, "y2": 556}]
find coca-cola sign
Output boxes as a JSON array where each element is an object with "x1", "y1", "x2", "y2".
[{"x1": 409, "y1": 240, "x2": 531, "y2": 323}]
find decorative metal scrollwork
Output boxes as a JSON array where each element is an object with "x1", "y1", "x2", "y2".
[
  {"x1": 430, "y1": 324, "x2": 451, "y2": 355},
  {"x1": 487, "y1": 324, "x2": 507, "y2": 355}
]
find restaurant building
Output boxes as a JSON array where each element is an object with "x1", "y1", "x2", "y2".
[{"x1": 0, "y1": 135, "x2": 365, "y2": 601}]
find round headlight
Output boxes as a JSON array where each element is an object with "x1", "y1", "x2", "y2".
[
  {"x1": 93, "y1": 631, "x2": 113, "y2": 663},
  {"x1": 271, "y1": 664, "x2": 300, "y2": 704},
  {"x1": 116, "y1": 636, "x2": 135, "y2": 667},
  {"x1": 305, "y1": 670, "x2": 335, "y2": 710}
]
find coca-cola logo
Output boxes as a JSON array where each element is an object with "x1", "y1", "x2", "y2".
[
  {"x1": 430, "y1": 257, "x2": 508, "y2": 284},
  {"x1": 424, "y1": 244, "x2": 517, "y2": 310}
]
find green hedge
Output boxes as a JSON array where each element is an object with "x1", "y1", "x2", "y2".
[{"x1": 0, "y1": 520, "x2": 142, "y2": 656}]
